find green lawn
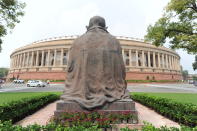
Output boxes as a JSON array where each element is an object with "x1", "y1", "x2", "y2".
[
  {"x1": 131, "y1": 92, "x2": 197, "y2": 105},
  {"x1": 0, "y1": 92, "x2": 62, "y2": 105}
]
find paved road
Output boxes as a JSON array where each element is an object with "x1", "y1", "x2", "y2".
[
  {"x1": 127, "y1": 83, "x2": 197, "y2": 93},
  {"x1": 0, "y1": 83, "x2": 64, "y2": 92},
  {"x1": 0, "y1": 83, "x2": 197, "y2": 93}
]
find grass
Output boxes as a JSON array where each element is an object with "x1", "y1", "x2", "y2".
[
  {"x1": 0, "y1": 92, "x2": 62, "y2": 105},
  {"x1": 131, "y1": 92, "x2": 197, "y2": 105}
]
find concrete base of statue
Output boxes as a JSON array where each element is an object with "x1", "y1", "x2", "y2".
[{"x1": 54, "y1": 99, "x2": 139, "y2": 124}]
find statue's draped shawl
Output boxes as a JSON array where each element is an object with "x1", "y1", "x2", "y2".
[{"x1": 61, "y1": 28, "x2": 129, "y2": 110}]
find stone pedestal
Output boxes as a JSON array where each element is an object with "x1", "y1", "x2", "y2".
[{"x1": 54, "y1": 99, "x2": 138, "y2": 123}]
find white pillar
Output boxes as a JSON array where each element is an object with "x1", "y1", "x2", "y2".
[
  {"x1": 177, "y1": 58, "x2": 179, "y2": 70},
  {"x1": 165, "y1": 54, "x2": 168, "y2": 69},
  {"x1": 142, "y1": 50, "x2": 145, "y2": 67},
  {"x1": 20, "y1": 54, "x2": 23, "y2": 67},
  {"x1": 129, "y1": 49, "x2": 132, "y2": 66},
  {"x1": 136, "y1": 50, "x2": 138, "y2": 67},
  {"x1": 47, "y1": 50, "x2": 50, "y2": 66},
  {"x1": 67, "y1": 50, "x2": 70, "y2": 62},
  {"x1": 175, "y1": 57, "x2": 178, "y2": 70},
  {"x1": 18, "y1": 54, "x2": 21, "y2": 67},
  {"x1": 14, "y1": 55, "x2": 17, "y2": 68},
  {"x1": 12, "y1": 56, "x2": 14, "y2": 68},
  {"x1": 31, "y1": 51, "x2": 34, "y2": 67},
  {"x1": 36, "y1": 51, "x2": 39, "y2": 66},
  {"x1": 23, "y1": 53, "x2": 25, "y2": 67},
  {"x1": 172, "y1": 56, "x2": 174, "y2": 70},
  {"x1": 18, "y1": 54, "x2": 20, "y2": 68},
  {"x1": 20, "y1": 54, "x2": 22, "y2": 67},
  {"x1": 169, "y1": 55, "x2": 171, "y2": 70},
  {"x1": 22, "y1": 53, "x2": 25, "y2": 67},
  {"x1": 26, "y1": 52, "x2": 29, "y2": 67},
  {"x1": 41, "y1": 50, "x2": 44, "y2": 66},
  {"x1": 148, "y1": 51, "x2": 150, "y2": 67},
  {"x1": 16, "y1": 55, "x2": 19, "y2": 68},
  {"x1": 61, "y1": 49, "x2": 64, "y2": 66},
  {"x1": 122, "y1": 49, "x2": 125, "y2": 65},
  {"x1": 153, "y1": 52, "x2": 156, "y2": 68},
  {"x1": 162, "y1": 53, "x2": 164, "y2": 68},
  {"x1": 54, "y1": 49, "x2": 57, "y2": 66},
  {"x1": 158, "y1": 53, "x2": 160, "y2": 68}
]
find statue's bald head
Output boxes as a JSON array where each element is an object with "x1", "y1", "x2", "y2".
[{"x1": 86, "y1": 16, "x2": 107, "y2": 31}]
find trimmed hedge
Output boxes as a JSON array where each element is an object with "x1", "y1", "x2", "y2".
[
  {"x1": 131, "y1": 94, "x2": 197, "y2": 127},
  {"x1": 0, "y1": 93, "x2": 60, "y2": 123},
  {"x1": 126, "y1": 80, "x2": 181, "y2": 83},
  {"x1": 0, "y1": 121, "x2": 197, "y2": 131}
]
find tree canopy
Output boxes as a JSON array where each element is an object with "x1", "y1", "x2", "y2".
[
  {"x1": 0, "y1": 0, "x2": 25, "y2": 52},
  {"x1": 192, "y1": 55, "x2": 197, "y2": 70},
  {"x1": 145, "y1": 0, "x2": 197, "y2": 54},
  {"x1": 0, "y1": 68, "x2": 8, "y2": 78},
  {"x1": 182, "y1": 70, "x2": 189, "y2": 80}
]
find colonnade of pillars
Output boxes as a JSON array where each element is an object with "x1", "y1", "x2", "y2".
[
  {"x1": 10, "y1": 48, "x2": 180, "y2": 71},
  {"x1": 122, "y1": 49, "x2": 180, "y2": 71},
  {"x1": 10, "y1": 49, "x2": 69, "y2": 68}
]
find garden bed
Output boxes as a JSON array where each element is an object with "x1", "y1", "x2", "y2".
[
  {"x1": 0, "y1": 92, "x2": 61, "y2": 123},
  {"x1": 131, "y1": 93, "x2": 197, "y2": 127}
]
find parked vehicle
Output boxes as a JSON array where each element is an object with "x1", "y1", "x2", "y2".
[
  {"x1": 194, "y1": 81, "x2": 197, "y2": 87},
  {"x1": 27, "y1": 80, "x2": 47, "y2": 87},
  {"x1": 13, "y1": 79, "x2": 24, "y2": 84},
  {"x1": 0, "y1": 79, "x2": 4, "y2": 83},
  {"x1": 188, "y1": 80, "x2": 194, "y2": 84}
]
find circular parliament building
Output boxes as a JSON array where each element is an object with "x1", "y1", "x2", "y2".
[{"x1": 8, "y1": 35, "x2": 182, "y2": 81}]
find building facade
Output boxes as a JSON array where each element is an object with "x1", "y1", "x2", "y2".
[{"x1": 7, "y1": 36, "x2": 182, "y2": 81}]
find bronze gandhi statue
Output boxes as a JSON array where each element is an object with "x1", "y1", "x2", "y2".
[{"x1": 61, "y1": 16, "x2": 130, "y2": 110}]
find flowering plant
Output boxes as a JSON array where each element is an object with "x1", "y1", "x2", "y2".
[{"x1": 55, "y1": 111, "x2": 137, "y2": 128}]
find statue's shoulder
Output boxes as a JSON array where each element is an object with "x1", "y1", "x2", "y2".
[
  {"x1": 107, "y1": 34, "x2": 120, "y2": 44},
  {"x1": 72, "y1": 34, "x2": 86, "y2": 43},
  {"x1": 72, "y1": 31, "x2": 119, "y2": 46}
]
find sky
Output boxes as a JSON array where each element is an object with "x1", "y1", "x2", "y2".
[{"x1": 0, "y1": 0, "x2": 196, "y2": 74}]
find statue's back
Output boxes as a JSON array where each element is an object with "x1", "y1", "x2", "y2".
[{"x1": 61, "y1": 16, "x2": 129, "y2": 110}]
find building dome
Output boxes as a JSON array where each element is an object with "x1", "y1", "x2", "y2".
[{"x1": 8, "y1": 35, "x2": 182, "y2": 81}]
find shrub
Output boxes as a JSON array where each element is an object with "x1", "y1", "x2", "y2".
[
  {"x1": 0, "y1": 94, "x2": 60, "y2": 123},
  {"x1": 0, "y1": 121, "x2": 197, "y2": 131},
  {"x1": 131, "y1": 94, "x2": 197, "y2": 127}
]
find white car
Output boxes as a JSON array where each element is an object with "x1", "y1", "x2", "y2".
[
  {"x1": 13, "y1": 79, "x2": 24, "y2": 84},
  {"x1": 27, "y1": 80, "x2": 46, "y2": 87}
]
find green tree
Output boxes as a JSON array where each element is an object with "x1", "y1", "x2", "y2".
[
  {"x1": 182, "y1": 70, "x2": 189, "y2": 81},
  {"x1": 193, "y1": 55, "x2": 197, "y2": 70},
  {"x1": 0, "y1": 0, "x2": 25, "y2": 52},
  {"x1": 0, "y1": 68, "x2": 8, "y2": 78},
  {"x1": 145, "y1": 0, "x2": 197, "y2": 54},
  {"x1": 193, "y1": 76, "x2": 197, "y2": 80}
]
